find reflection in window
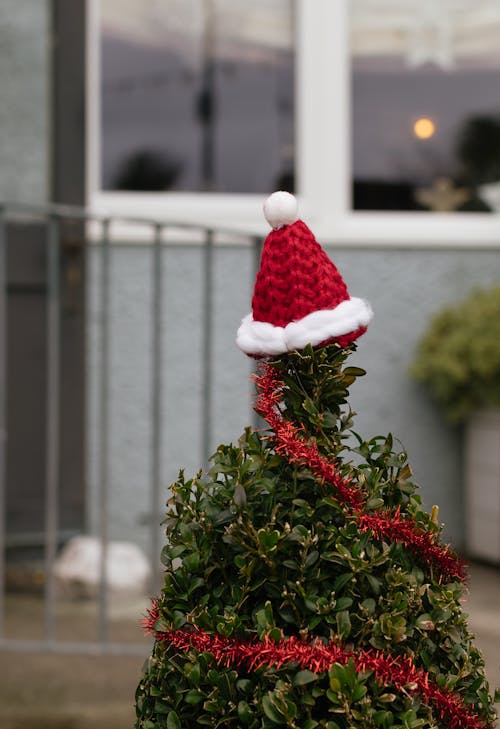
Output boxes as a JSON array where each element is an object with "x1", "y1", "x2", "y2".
[
  {"x1": 350, "y1": 0, "x2": 500, "y2": 212},
  {"x1": 100, "y1": 0, "x2": 294, "y2": 194}
]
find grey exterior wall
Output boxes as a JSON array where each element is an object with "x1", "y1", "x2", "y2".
[
  {"x1": 0, "y1": 0, "x2": 50, "y2": 203},
  {"x1": 86, "y1": 242, "x2": 500, "y2": 553},
  {"x1": 86, "y1": 243, "x2": 256, "y2": 554}
]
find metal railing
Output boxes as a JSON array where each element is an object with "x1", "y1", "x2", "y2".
[{"x1": 0, "y1": 201, "x2": 262, "y2": 655}]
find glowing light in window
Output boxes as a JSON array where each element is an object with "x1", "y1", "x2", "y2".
[{"x1": 413, "y1": 117, "x2": 436, "y2": 139}]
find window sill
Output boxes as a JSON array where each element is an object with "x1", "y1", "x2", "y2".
[
  {"x1": 318, "y1": 211, "x2": 500, "y2": 249},
  {"x1": 88, "y1": 191, "x2": 500, "y2": 248}
]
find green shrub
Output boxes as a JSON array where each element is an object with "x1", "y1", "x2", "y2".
[
  {"x1": 136, "y1": 344, "x2": 496, "y2": 728},
  {"x1": 412, "y1": 286, "x2": 500, "y2": 422}
]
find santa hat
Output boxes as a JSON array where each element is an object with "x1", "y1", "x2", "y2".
[{"x1": 236, "y1": 191, "x2": 373, "y2": 357}]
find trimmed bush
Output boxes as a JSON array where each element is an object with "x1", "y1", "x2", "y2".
[{"x1": 136, "y1": 344, "x2": 496, "y2": 728}]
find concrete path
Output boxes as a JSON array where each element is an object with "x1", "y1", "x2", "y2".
[{"x1": 466, "y1": 563, "x2": 500, "y2": 693}]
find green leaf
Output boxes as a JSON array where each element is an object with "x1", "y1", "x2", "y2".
[
  {"x1": 321, "y1": 411, "x2": 339, "y2": 429},
  {"x1": 373, "y1": 710, "x2": 392, "y2": 726},
  {"x1": 187, "y1": 661, "x2": 200, "y2": 687},
  {"x1": 262, "y1": 694, "x2": 283, "y2": 723},
  {"x1": 293, "y1": 669, "x2": 318, "y2": 686},
  {"x1": 166, "y1": 711, "x2": 181, "y2": 728},
  {"x1": 333, "y1": 572, "x2": 354, "y2": 592},
  {"x1": 237, "y1": 700, "x2": 252, "y2": 724},
  {"x1": 367, "y1": 574, "x2": 382, "y2": 595},
  {"x1": 336, "y1": 610, "x2": 351, "y2": 639},
  {"x1": 334, "y1": 596, "x2": 353, "y2": 611},
  {"x1": 268, "y1": 627, "x2": 283, "y2": 641},
  {"x1": 378, "y1": 693, "x2": 397, "y2": 703},
  {"x1": 366, "y1": 497, "x2": 385, "y2": 510},
  {"x1": 320, "y1": 552, "x2": 345, "y2": 565},
  {"x1": 352, "y1": 684, "x2": 368, "y2": 701},
  {"x1": 183, "y1": 552, "x2": 200, "y2": 571},
  {"x1": 168, "y1": 545, "x2": 186, "y2": 559},
  {"x1": 343, "y1": 366, "x2": 366, "y2": 378},
  {"x1": 304, "y1": 550, "x2": 319, "y2": 568},
  {"x1": 153, "y1": 700, "x2": 170, "y2": 715},
  {"x1": 285, "y1": 698, "x2": 298, "y2": 719},
  {"x1": 184, "y1": 689, "x2": 203, "y2": 705},
  {"x1": 257, "y1": 528, "x2": 280, "y2": 551},
  {"x1": 291, "y1": 524, "x2": 309, "y2": 539},
  {"x1": 233, "y1": 484, "x2": 247, "y2": 508},
  {"x1": 172, "y1": 611, "x2": 186, "y2": 629},
  {"x1": 303, "y1": 397, "x2": 318, "y2": 415},
  {"x1": 361, "y1": 597, "x2": 376, "y2": 614},
  {"x1": 236, "y1": 679, "x2": 253, "y2": 694},
  {"x1": 416, "y1": 614, "x2": 435, "y2": 631}
]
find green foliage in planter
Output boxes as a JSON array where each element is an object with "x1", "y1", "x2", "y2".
[
  {"x1": 136, "y1": 345, "x2": 496, "y2": 728},
  {"x1": 412, "y1": 286, "x2": 500, "y2": 423}
]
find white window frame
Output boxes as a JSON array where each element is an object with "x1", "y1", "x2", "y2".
[{"x1": 86, "y1": 0, "x2": 500, "y2": 247}]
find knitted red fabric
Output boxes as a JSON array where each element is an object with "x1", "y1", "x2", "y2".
[
  {"x1": 316, "y1": 326, "x2": 367, "y2": 350},
  {"x1": 252, "y1": 220, "x2": 350, "y2": 327}
]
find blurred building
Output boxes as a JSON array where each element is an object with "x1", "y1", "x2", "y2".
[{"x1": 3, "y1": 0, "x2": 500, "y2": 555}]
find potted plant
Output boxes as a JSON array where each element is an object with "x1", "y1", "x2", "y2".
[{"x1": 412, "y1": 285, "x2": 500, "y2": 563}]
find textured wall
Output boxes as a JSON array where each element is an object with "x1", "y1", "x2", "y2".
[
  {"x1": 87, "y1": 243, "x2": 500, "y2": 553},
  {"x1": 86, "y1": 244, "x2": 256, "y2": 555},
  {"x1": 0, "y1": 1, "x2": 50, "y2": 202}
]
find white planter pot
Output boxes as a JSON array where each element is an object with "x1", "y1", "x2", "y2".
[{"x1": 465, "y1": 409, "x2": 500, "y2": 563}]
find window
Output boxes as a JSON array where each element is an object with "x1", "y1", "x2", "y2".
[
  {"x1": 351, "y1": 1, "x2": 500, "y2": 213},
  {"x1": 87, "y1": 0, "x2": 500, "y2": 244},
  {"x1": 99, "y1": 0, "x2": 294, "y2": 195}
]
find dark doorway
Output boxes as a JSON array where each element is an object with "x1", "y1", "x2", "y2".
[{"x1": 5, "y1": 0, "x2": 87, "y2": 557}]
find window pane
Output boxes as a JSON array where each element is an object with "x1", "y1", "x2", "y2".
[
  {"x1": 350, "y1": 1, "x2": 500, "y2": 212},
  {"x1": 100, "y1": 0, "x2": 294, "y2": 193}
]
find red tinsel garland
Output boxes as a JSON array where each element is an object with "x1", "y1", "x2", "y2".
[
  {"x1": 254, "y1": 367, "x2": 363, "y2": 509},
  {"x1": 144, "y1": 604, "x2": 486, "y2": 729},
  {"x1": 142, "y1": 365, "x2": 487, "y2": 727},
  {"x1": 254, "y1": 365, "x2": 466, "y2": 582},
  {"x1": 358, "y1": 509, "x2": 466, "y2": 581}
]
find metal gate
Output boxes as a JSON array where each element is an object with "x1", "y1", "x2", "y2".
[{"x1": 0, "y1": 201, "x2": 260, "y2": 655}]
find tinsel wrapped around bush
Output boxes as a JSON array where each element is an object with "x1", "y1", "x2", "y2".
[
  {"x1": 136, "y1": 345, "x2": 496, "y2": 728},
  {"x1": 135, "y1": 193, "x2": 497, "y2": 728}
]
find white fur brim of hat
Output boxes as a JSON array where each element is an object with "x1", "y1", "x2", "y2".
[{"x1": 236, "y1": 297, "x2": 373, "y2": 356}]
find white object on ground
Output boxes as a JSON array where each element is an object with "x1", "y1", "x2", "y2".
[{"x1": 53, "y1": 535, "x2": 152, "y2": 599}]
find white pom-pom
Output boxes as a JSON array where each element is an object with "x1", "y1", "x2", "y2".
[{"x1": 263, "y1": 191, "x2": 298, "y2": 230}]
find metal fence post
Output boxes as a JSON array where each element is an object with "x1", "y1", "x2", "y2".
[
  {"x1": 44, "y1": 214, "x2": 61, "y2": 644},
  {"x1": 252, "y1": 235, "x2": 263, "y2": 431},
  {"x1": 98, "y1": 219, "x2": 111, "y2": 644},
  {"x1": 150, "y1": 223, "x2": 163, "y2": 597},
  {"x1": 201, "y1": 229, "x2": 214, "y2": 464},
  {"x1": 0, "y1": 207, "x2": 6, "y2": 641}
]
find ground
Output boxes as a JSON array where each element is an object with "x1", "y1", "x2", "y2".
[{"x1": 0, "y1": 563, "x2": 498, "y2": 729}]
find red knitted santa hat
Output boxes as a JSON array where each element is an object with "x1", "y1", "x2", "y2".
[{"x1": 236, "y1": 191, "x2": 373, "y2": 357}]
